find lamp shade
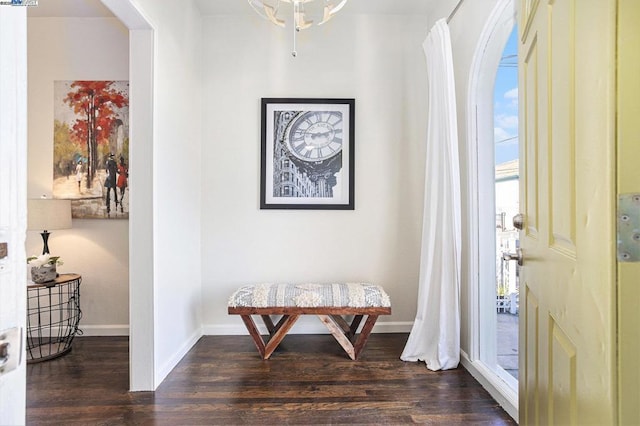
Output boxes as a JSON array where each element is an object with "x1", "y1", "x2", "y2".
[{"x1": 27, "y1": 199, "x2": 72, "y2": 231}]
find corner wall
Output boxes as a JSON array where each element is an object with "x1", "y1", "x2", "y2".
[
  {"x1": 128, "y1": 0, "x2": 204, "y2": 385},
  {"x1": 200, "y1": 13, "x2": 429, "y2": 333}
]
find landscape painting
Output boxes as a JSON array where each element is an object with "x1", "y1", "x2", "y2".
[{"x1": 52, "y1": 80, "x2": 129, "y2": 219}]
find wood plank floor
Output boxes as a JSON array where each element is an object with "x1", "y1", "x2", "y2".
[{"x1": 27, "y1": 334, "x2": 516, "y2": 425}]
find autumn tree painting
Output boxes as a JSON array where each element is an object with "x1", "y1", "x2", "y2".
[
  {"x1": 63, "y1": 81, "x2": 128, "y2": 188},
  {"x1": 53, "y1": 80, "x2": 129, "y2": 219}
]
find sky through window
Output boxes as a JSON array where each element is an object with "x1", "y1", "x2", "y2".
[{"x1": 494, "y1": 27, "x2": 518, "y2": 165}]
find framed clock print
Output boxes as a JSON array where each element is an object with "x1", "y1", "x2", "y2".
[{"x1": 260, "y1": 98, "x2": 355, "y2": 210}]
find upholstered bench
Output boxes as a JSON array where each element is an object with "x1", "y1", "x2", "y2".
[{"x1": 228, "y1": 283, "x2": 391, "y2": 360}]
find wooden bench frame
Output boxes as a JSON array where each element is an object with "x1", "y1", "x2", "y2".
[{"x1": 228, "y1": 306, "x2": 391, "y2": 360}]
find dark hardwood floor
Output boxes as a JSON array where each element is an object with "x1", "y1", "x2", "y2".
[{"x1": 26, "y1": 334, "x2": 515, "y2": 425}]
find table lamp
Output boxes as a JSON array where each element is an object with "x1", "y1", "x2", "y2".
[{"x1": 27, "y1": 198, "x2": 72, "y2": 255}]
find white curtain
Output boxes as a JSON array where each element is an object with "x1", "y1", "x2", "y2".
[{"x1": 400, "y1": 18, "x2": 461, "y2": 371}]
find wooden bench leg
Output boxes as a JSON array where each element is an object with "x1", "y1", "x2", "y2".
[
  {"x1": 330, "y1": 315, "x2": 353, "y2": 338},
  {"x1": 350, "y1": 315, "x2": 364, "y2": 336},
  {"x1": 261, "y1": 315, "x2": 276, "y2": 334},
  {"x1": 242, "y1": 313, "x2": 382, "y2": 360},
  {"x1": 240, "y1": 315, "x2": 266, "y2": 359},
  {"x1": 329, "y1": 314, "x2": 364, "y2": 340},
  {"x1": 242, "y1": 314, "x2": 301, "y2": 359},
  {"x1": 353, "y1": 314, "x2": 379, "y2": 360},
  {"x1": 272, "y1": 315, "x2": 294, "y2": 337},
  {"x1": 264, "y1": 315, "x2": 299, "y2": 359},
  {"x1": 318, "y1": 314, "x2": 380, "y2": 360},
  {"x1": 318, "y1": 315, "x2": 357, "y2": 360},
  {"x1": 259, "y1": 315, "x2": 294, "y2": 338}
]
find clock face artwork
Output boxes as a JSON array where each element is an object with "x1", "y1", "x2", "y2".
[
  {"x1": 264, "y1": 99, "x2": 354, "y2": 206},
  {"x1": 285, "y1": 111, "x2": 343, "y2": 162}
]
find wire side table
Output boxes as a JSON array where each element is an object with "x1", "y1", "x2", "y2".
[{"x1": 26, "y1": 273, "x2": 82, "y2": 363}]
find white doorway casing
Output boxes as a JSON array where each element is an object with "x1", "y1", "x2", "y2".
[
  {"x1": 100, "y1": 0, "x2": 156, "y2": 391},
  {"x1": 0, "y1": 6, "x2": 28, "y2": 424},
  {"x1": 100, "y1": 0, "x2": 204, "y2": 391},
  {"x1": 458, "y1": 0, "x2": 518, "y2": 420}
]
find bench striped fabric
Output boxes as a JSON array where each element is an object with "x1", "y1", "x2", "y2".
[{"x1": 228, "y1": 282, "x2": 391, "y2": 309}]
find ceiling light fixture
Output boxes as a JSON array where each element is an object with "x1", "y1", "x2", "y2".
[{"x1": 248, "y1": 0, "x2": 348, "y2": 57}]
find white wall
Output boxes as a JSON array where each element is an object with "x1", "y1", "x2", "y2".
[
  {"x1": 129, "y1": 0, "x2": 203, "y2": 384},
  {"x1": 26, "y1": 17, "x2": 130, "y2": 335},
  {"x1": 200, "y1": 13, "x2": 429, "y2": 333}
]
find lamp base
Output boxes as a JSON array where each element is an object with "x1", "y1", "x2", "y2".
[{"x1": 40, "y1": 230, "x2": 51, "y2": 255}]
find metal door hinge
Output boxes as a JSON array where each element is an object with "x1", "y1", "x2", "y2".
[{"x1": 618, "y1": 194, "x2": 640, "y2": 262}]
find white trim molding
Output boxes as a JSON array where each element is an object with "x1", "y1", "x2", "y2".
[
  {"x1": 0, "y1": 5, "x2": 28, "y2": 424},
  {"x1": 464, "y1": 0, "x2": 518, "y2": 420},
  {"x1": 155, "y1": 329, "x2": 201, "y2": 388},
  {"x1": 100, "y1": 0, "x2": 156, "y2": 392},
  {"x1": 460, "y1": 350, "x2": 518, "y2": 421}
]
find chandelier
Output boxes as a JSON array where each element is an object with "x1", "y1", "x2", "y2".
[{"x1": 248, "y1": 0, "x2": 349, "y2": 57}]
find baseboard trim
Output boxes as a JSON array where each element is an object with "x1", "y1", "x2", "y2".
[
  {"x1": 459, "y1": 350, "x2": 518, "y2": 422},
  {"x1": 76, "y1": 324, "x2": 129, "y2": 336},
  {"x1": 202, "y1": 321, "x2": 413, "y2": 336},
  {"x1": 74, "y1": 321, "x2": 414, "y2": 337},
  {"x1": 155, "y1": 328, "x2": 202, "y2": 387}
]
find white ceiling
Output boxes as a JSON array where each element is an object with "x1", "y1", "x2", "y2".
[
  {"x1": 27, "y1": 0, "x2": 113, "y2": 17},
  {"x1": 195, "y1": 0, "x2": 432, "y2": 16},
  {"x1": 27, "y1": 0, "x2": 434, "y2": 18}
]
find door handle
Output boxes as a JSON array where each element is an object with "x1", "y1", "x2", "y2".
[
  {"x1": 0, "y1": 327, "x2": 22, "y2": 376},
  {"x1": 513, "y1": 213, "x2": 524, "y2": 230},
  {"x1": 502, "y1": 248, "x2": 523, "y2": 266}
]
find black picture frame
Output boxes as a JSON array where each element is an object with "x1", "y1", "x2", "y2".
[{"x1": 260, "y1": 98, "x2": 355, "y2": 210}]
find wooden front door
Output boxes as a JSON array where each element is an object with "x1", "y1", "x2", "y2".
[
  {"x1": 518, "y1": 0, "x2": 617, "y2": 424},
  {"x1": 616, "y1": 0, "x2": 640, "y2": 423}
]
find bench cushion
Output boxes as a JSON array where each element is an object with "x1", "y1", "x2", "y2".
[{"x1": 228, "y1": 283, "x2": 391, "y2": 309}]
